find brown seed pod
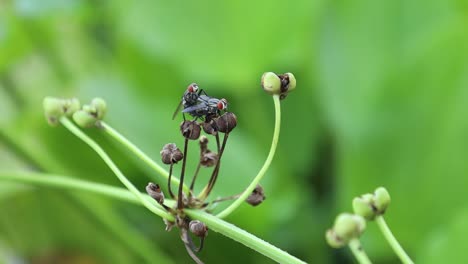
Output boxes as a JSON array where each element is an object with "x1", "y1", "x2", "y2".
[
  {"x1": 160, "y1": 143, "x2": 184, "y2": 164},
  {"x1": 146, "y1": 182, "x2": 165, "y2": 204},
  {"x1": 202, "y1": 120, "x2": 218, "y2": 135},
  {"x1": 214, "y1": 112, "x2": 237, "y2": 133},
  {"x1": 189, "y1": 220, "x2": 208, "y2": 238},
  {"x1": 180, "y1": 120, "x2": 201, "y2": 140},
  {"x1": 201, "y1": 151, "x2": 218, "y2": 167},
  {"x1": 246, "y1": 184, "x2": 266, "y2": 206}
]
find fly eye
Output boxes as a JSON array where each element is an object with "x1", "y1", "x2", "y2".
[
  {"x1": 187, "y1": 83, "x2": 198, "y2": 93},
  {"x1": 217, "y1": 101, "x2": 224, "y2": 110}
]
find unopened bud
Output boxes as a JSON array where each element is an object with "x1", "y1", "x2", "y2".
[
  {"x1": 43, "y1": 97, "x2": 65, "y2": 126},
  {"x1": 353, "y1": 194, "x2": 376, "y2": 220},
  {"x1": 374, "y1": 187, "x2": 391, "y2": 213},
  {"x1": 189, "y1": 220, "x2": 208, "y2": 238},
  {"x1": 160, "y1": 143, "x2": 183, "y2": 164},
  {"x1": 261, "y1": 72, "x2": 281, "y2": 95},
  {"x1": 246, "y1": 184, "x2": 266, "y2": 206},
  {"x1": 180, "y1": 120, "x2": 201, "y2": 140},
  {"x1": 326, "y1": 229, "x2": 345, "y2": 248},
  {"x1": 146, "y1": 182, "x2": 165, "y2": 204},
  {"x1": 73, "y1": 110, "x2": 97, "y2": 128},
  {"x1": 91, "y1": 97, "x2": 107, "y2": 119},
  {"x1": 333, "y1": 213, "x2": 366, "y2": 242},
  {"x1": 214, "y1": 112, "x2": 237, "y2": 133}
]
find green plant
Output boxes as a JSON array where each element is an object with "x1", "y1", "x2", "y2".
[{"x1": 2, "y1": 72, "x2": 303, "y2": 263}]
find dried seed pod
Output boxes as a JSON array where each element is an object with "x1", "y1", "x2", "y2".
[
  {"x1": 160, "y1": 143, "x2": 184, "y2": 164},
  {"x1": 146, "y1": 182, "x2": 165, "y2": 204},
  {"x1": 189, "y1": 220, "x2": 208, "y2": 238},
  {"x1": 202, "y1": 120, "x2": 218, "y2": 135},
  {"x1": 201, "y1": 151, "x2": 218, "y2": 167},
  {"x1": 246, "y1": 184, "x2": 266, "y2": 206},
  {"x1": 214, "y1": 112, "x2": 237, "y2": 133},
  {"x1": 180, "y1": 120, "x2": 201, "y2": 140}
]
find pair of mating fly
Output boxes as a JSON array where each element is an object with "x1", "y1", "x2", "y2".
[
  {"x1": 172, "y1": 83, "x2": 228, "y2": 121},
  {"x1": 146, "y1": 83, "x2": 242, "y2": 264}
]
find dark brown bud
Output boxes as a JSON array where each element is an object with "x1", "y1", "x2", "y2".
[
  {"x1": 214, "y1": 112, "x2": 237, "y2": 133},
  {"x1": 246, "y1": 184, "x2": 266, "y2": 206},
  {"x1": 160, "y1": 143, "x2": 183, "y2": 164},
  {"x1": 201, "y1": 151, "x2": 218, "y2": 167},
  {"x1": 189, "y1": 220, "x2": 208, "y2": 238},
  {"x1": 202, "y1": 120, "x2": 218, "y2": 136},
  {"x1": 146, "y1": 182, "x2": 165, "y2": 204},
  {"x1": 199, "y1": 136, "x2": 209, "y2": 152},
  {"x1": 180, "y1": 120, "x2": 201, "y2": 140},
  {"x1": 277, "y1": 73, "x2": 296, "y2": 100}
]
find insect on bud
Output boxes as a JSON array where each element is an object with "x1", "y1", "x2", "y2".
[
  {"x1": 146, "y1": 182, "x2": 165, "y2": 204},
  {"x1": 246, "y1": 184, "x2": 266, "y2": 206},
  {"x1": 261, "y1": 72, "x2": 282, "y2": 95},
  {"x1": 180, "y1": 120, "x2": 201, "y2": 140},
  {"x1": 214, "y1": 112, "x2": 237, "y2": 133},
  {"x1": 189, "y1": 220, "x2": 208, "y2": 238},
  {"x1": 160, "y1": 143, "x2": 184, "y2": 164}
]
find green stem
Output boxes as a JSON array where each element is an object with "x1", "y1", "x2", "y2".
[
  {"x1": 60, "y1": 117, "x2": 173, "y2": 220},
  {"x1": 100, "y1": 122, "x2": 189, "y2": 193},
  {"x1": 375, "y1": 216, "x2": 414, "y2": 264},
  {"x1": 0, "y1": 172, "x2": 306, "y2": 264},
  {"x1": 216, "y1": 95, "x2": 281, "y2": 218},
  {"x1": 348, "y1": 238, "x2": 372, "y2": 264}
]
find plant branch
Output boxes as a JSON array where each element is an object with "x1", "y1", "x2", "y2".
[
  {"x1": 100, "y1": 121, "x2": 188, "y2": 193},
  {"x1": 60, "y1": 117, "x2": 173, "y2": 220},
  {"x1": 0, "y1": 172, "x2": 305, "y2": 264},
  {"x1": 216, "y1": 95, "x2": 281, "y2": 218},
  {"x1": 375, "y1": 216, "x2": 414, "y2": 264},
  {"x1": 348, "y1": 238, "x2": 372, "y2": 264}
]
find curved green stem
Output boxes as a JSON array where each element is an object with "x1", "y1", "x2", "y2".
[
  {"x1": 216, "y1": 95, "x2": 281, "y2": 218},
  {"x1": 60, "y1": 117, "x2": 173, "y2": 220},
  {"x1": 376, "y1": 216, "x2": 414, "y2": 264},
  {"x1": 0, "y1": 172, "x2": 306, "y2": 264},
  {"x1": 349, "y1": 238, "x2": 372, "y2": 264},
  {"x1": 100, "y1": 122, "x2": 189, "y2": 193}
]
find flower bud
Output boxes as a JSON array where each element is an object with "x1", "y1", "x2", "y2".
[
  {"x1": 72, "y1": 110, "x2": 96, "y2": 128},
  {"x1": 202, "y1": 120, "x2": 218, "y2": 136},
  {"x1": 43, "y1": 97, "x2": 65, "y2": 126},
  {"x1": 189, "y1": 220, "x2": 208, "y2": 238},
  {"x1": 146, "y1": 182, "x2": 165, "y2": 204},
  {"x1": 261, "y1": 72, "x2": 281, "y2": 95},
  {"x1": 325, "y1": 229, "x2": 345, "y2": 248},
  {"x1": 246, "y1": 184, "x2": 266, "y2": 206},
  {"x1": 333, "y1": 213, "x2": 366, "y2": 242},
  {"x1": 214, "y1": 112, "x2": 237, "y2": 133},
  {"x1": 91, "y1": 97, "x2": 107, "y2": 119},
  {"x1": 180, "y1": 120, "x2": 201, "y2": 140},
  {"x1": 353, "y1": 194, "x2": 375, "y2": 220},
  {"x1": 160, "y1": 143, "x2": 184, "y2": 164},
  {"x1": 374, "y1": 187, "x2": 391, "y2": 213},
  {"x1": 65, "y1": 98, "x2": 81, "y2": 117}
]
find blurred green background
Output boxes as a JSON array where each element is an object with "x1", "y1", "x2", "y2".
[{"x1": 1, "y1": 0, "x2": 468, "y2": 263}]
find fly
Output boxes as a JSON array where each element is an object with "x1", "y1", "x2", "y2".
[
  {"x1": 172, "y1": 83, "x2": 208, "y2": 120},
  {"x1": 182, "y1": 96, "x2": 228, "y2": 121}
]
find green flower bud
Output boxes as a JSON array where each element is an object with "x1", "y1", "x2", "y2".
[
  {"x1": 73, "y1": 109, "x2": 97, "y2": 128},
  {"x1": 353, "y1": 194, "x2": 376, "y2": 220},
  {"x1": 91, "y1": 97, "x2": 107, "y2": 119},
  {"x1": 261, "y1": 72, "x2": 281, "y2": 95},
  {"x1": 284, "y1": 72, "x2": 296, "y2": 92},
  {"x1": 325, "y1": 229, "x2": 345, "y2": 248},
  {"x1": 43, "y1": 97, "x2": 66, "y2": 126},
  {"x1": 333, "y1": 213, "x2": 366, "y2": 242},
  {"x1": 64, "y1": 98, "x2": 81, "y2": 117},
  {"x1": 374, "y1": 187, "x2": 391, "y2": 213}
]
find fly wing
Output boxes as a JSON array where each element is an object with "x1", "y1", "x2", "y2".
[
  {"x1": 197, "y1": 95, "x2": 211, "y2": 103},
  {"x1": 182, "y1": 103, "x2": 207, "y2": 113},
  {"x1": 172, "y1": 101, "x2": 184, "y2": 120}
]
